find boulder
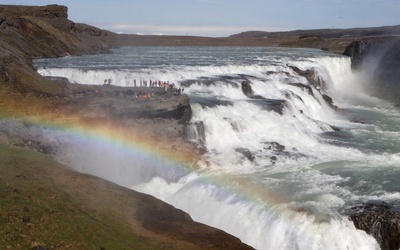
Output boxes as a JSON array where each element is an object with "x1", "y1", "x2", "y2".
[
  {"x1": 287, "y1": 82, "x2": 314, "y2": 96},
  {"x1": 288, "y1": 66, "x2": 327, "y2": 92},
  {"x1": 322, "y1": 94, "x2": 339, "y2": 111},
  {"x1": 345, "y1": 202, "x2": 400, "y2": 250},
  {"x1": 241, "y1": 80, "x2": 254, "y2": 96},
  {"x1": 241, "y1": 80, "x2": 263, "y2": 99},
  {"x1": 235, "y1": 148, "x2": 255, "y2": 162}
]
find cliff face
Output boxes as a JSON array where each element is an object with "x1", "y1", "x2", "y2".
[
  {"x1": 0, "y1": 4, "x2": 113, "y2": 58},
  {"x1": 343, "y1": 37, "x2": 400, "y2": 103},
  {"x1": 343, "y1": 37, "x2": 397, "y2": 70},
  {"x1": 0, "y1": 5, "x2": 115, "y2": 96},
  {"x1": 343, "y1": 38, "x2": 400, "y2": 249},
  {"x1": 346, "y1": 203, "x2": 400, "y2": 250}
]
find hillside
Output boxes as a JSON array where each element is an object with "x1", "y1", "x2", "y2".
[
  {"x1": 230, "y1": 25, "x2": 400, "y2": 39},
  {"x1": 111, "y1": 25, "x2": 400, "y2": 54}
]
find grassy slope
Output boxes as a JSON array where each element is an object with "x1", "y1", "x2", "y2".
[
  {"x1": 0, "y1": 138, "x2": 213, "y2": 249},
  {"x1": 0, "y1": 141, "x2": 186, "y2": 249}
]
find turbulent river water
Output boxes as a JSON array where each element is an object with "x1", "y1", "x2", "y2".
[{"x1": 34, "y1": 46, "x2": 400, "y2": 250}]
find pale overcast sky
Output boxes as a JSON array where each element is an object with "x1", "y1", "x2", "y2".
[{"x1": 4, "y1": 0, "x2": 400, "y2": 37}]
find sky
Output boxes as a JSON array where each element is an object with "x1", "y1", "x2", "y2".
[{"x1": 3, "y1": 0, "x2": 400, "y2": 37}]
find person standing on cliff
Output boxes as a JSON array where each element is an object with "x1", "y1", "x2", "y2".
[{"x1": 164, "y1": 82, "x2": 168, "y2": 92}]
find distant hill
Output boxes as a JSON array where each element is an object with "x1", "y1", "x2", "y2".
[
  {"x1": 110, "y1": 25, "x2": 400, "y2": 54},
  {"x1": 230, "y1": 25, "x2": 400, "y2": 39}
]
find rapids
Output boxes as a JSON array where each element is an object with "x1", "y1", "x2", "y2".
[{"x1": 34, "y1": 46, "x2": 400, "y2": 250}]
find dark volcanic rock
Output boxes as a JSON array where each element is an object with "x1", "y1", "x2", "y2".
[
  {"x1": 241, "y1": 80, "x2": 286, "y2": 114},
  {"x1": 241, "y1": 80, "x2": 263, "y2": 99},
  {"x1": 346, "y1": 202, "x2": 400, "y2": 250},
  {"x1": 0, "y1": 4, "x2": 115, "y2": 96},
  {"x1": 286, "y1": 68, "x2": 340, "y2": 110},
  {"x1": 235, "y1": 148, "x2": 255, "y2": 162},
  {"x1": 343, "y1": 37, "x2": 397, "y2": 70},
  {"x1": 63, "y1": 84, "x2": 193, "y2": 123},
  {"x1": 322, "y1": 94, "x2": 339, "y2": 111},
  {"x1": 0, "y1": 4, "x2": 68, "y2": 18},
  {"x1": 241, "y1": 80, "x2": 254, "y2": 97},
  {"x1": 343, "y1": 37, "x2": 400, "y2": 103},
  {"x1": 248, "y1": 98, "x2": 286, "y2": 115},
  {"x1": 264, "y1": 141, "x2": 286, "y2": 152},
  {"x1": 287, "y1": 82, "x2": 314, "y2": 96},
  {"x1": 289, "y1": 66, "x2": 327, "y2": 92},
  {"x1": 0, "y1": 5, "x2": 114, "y2": 58}
]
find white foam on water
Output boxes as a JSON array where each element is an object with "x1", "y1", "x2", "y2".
[{"x1": 35, "y1": 47, "x2": 400, "y2": 249}]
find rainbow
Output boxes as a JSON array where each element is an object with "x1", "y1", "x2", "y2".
[
  {"x1": 0, "y1": 99, "x2": 290, "y2": 201},
  {"x1": 0, "y1": 100, "x2": 286, "y2": 207},
  {"x1": 1, "y1": 102, "x2": 374, "y2": 250},
  {"x1": 0, "y1": 97, "x2": 200, "y2": 182}
]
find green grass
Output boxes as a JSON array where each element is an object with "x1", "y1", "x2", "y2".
[{"x1": 0, "y1": 143, "x2": 175, "y2": 249}]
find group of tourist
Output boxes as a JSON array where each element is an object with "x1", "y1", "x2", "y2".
[
  {"x1": 102, "y1": 78, "x2": 184, "y2": 102},
  {"x1": 135, "y1": 92, "x2": 151, "y2": 102},
  {"x1": 130, "y1": 79, "x2": 171, "y2": 90},
  {"x1": 131, "y1": 80, "x2": 185, "y2": 102}
]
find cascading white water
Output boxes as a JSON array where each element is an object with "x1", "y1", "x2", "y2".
[{"x1": 34, "y1": 46, "x2": 400, "y2": 250}]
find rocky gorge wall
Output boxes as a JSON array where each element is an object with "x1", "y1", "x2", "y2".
[
  {"x1": 0, "y1": 4, "x2": 114, "y2": 58},
  {"x1": 343, "y1": 36, "x2": 400, "y2": 104},
  {"x1": 343, "y1": 37, "x2": 400, "y2": 250},
  {"x1": 0, "y1": 4, "x2": 116, "y2": 96}
]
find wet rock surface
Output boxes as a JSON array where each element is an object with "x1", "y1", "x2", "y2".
[
  {"x1": 345, "y1": 202, "x2": 400, "y2": 250},
  {"x1": 289, "y1": 65, "x2": 327, "y2": 92},
  {"x1": 343, "y1": 37, "x2": 400, "y2": 103},
  {"x1": 63, "y1": 83, "x2": 192, "y2": 122}
]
